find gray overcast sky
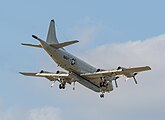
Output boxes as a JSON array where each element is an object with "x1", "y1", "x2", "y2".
[{"x1": 0, "y1": 0, "x2": 165, "y2": 120}]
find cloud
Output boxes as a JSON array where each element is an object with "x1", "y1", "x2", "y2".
[
  {"x1": 27, "y1": 107, "x2": 61, "y2": 120},
  {"x1": 85, "y1": 34, "x2": 165, "y2": 69},
  {"x1": 0, "y1": 107, "x2": 25, "y2": 120},
  {"x1": 0, "y1": 106, "x2": 61, "y2": 120}
]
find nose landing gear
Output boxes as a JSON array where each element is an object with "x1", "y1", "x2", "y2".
[
  {"x1": 100, "y1": 93, "x2": 104, "y2": 98},
  {"x1": 59, "y1": 84, "x2": 65, "y2": 89}
]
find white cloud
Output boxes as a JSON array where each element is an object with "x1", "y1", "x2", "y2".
[
  {"x1": 85, "y1": 34, "x2": 165, "y2": 69},
  {"x1": 0, "y1": 106, "x2": 61, "y2": 120},
  {"x1": 27, "y1": 107, "x2": 61, "y2": 120},
  {"x1": 0, "y1": 107, "x2": 25, "y2": 120}
]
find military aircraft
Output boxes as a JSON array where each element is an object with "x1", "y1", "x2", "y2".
[{"x1": 20, "y1": 20, "x2": 151, "y2": 98}]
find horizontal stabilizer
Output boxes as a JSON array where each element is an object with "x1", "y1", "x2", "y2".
[
  {"x1": 50, "y1": 40, "x2": 79, "y2": 49},
  {"x1": 32, "y1": 34, "x2": 78, "y2": 49},
  {"x1": 21, "y1": 43, "x2": 42, "y2": 48}
]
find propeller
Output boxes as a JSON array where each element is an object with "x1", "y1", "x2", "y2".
[
  {"x1": 73, "y1": 82, "x2": 76, "y2": 90},
  {"x1": 56, "y1": 71, "x2": 60, "y2": 74},
  {"x1": 40, "y1": 70, "x2": 44, "y2": 73},
  {"x1": 115, "y1": 79, "x2": 118, "y2": 88},
  {"x1": 117, "y1": 66, "x2": 122, "y2": 70},
  {"x1": 125, "y1": 73, "x2": 138, "y2": 84},
  {"x1": 51, "y1": 80, "x2": 56, "y2": 88},
  {"x1": 133, "y1": 73, "x2": 138, "y2": 84},
  {"x1": 114, "y1": 76, "x2": 119, "y2": 88},
  {"x1": 133, "y1": 76, "x2": 138, "y2": 84}
]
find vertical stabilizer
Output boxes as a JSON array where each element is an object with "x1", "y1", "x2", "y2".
[{"x1": 46, "y1": 19, "x2": 59, "y2": 44}]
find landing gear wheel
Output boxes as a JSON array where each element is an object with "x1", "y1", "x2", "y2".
[
  {"x1": 59, "y1": 84, "x2": 65, "y2": 89},
  {"x1": 59, "y1": 84, "x2": 62, "y2": 89},
  {"x1": 100, "y1": 82, "x2": 103, "y2": 87},
  {"x1": 100, "y1": 93, "x2": 104, "y2": 98}
]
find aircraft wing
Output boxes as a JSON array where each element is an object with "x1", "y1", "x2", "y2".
[
  {"x1": 80, "y1": 66, "x2": 151, "y2": 79},
  {"x1": 19, "y1": 71, "x2": 73, "y2": 84}
]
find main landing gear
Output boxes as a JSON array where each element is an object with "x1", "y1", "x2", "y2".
[
  {"x1": 99, "y1": 77, "x2": 109, "y2": 88},
  {"x1": 99, "y1": 77, "x2": 109, "y2": 98},
  {"x1": 50, "y1": 78, "x2": 66, "y2": 89},
  {"x1": 59, "y1": 84, "x2": 65, "y2": 89},
  {"x1": 59, "y1": 79, "x2": 66, "y2": 89}
]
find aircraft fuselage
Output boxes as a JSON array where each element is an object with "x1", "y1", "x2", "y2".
[{"x1": 41, "y1": 42, "x2": 113, "y2": 92}]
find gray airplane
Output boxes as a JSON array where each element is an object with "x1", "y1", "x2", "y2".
[{"x1": 20, "y1": 20, "x2": 151, "y2": 98}]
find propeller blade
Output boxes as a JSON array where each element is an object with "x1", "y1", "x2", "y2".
[
  {"x1": 115, "y1": 80, "x2": 118, "y2": 88},
  {"x1": 73, "y1": 82, "x2": 76, "y2": 90},
  {"x1": 133, "y1": 76, "x2": 138, "y2": 84},
  {"x1": 51, "y1": 80, "x2": 56, "y2": 88}
]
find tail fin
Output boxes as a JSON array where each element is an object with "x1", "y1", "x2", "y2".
[{"x1": 46, "y1": 19, "x2": 59, "y2": 44}]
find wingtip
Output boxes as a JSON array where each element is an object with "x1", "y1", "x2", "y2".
[
  {"x1": 19, "y1": 72, "x2": 24, "y2": 75},
  {"x1": 75, "y1": 40, "x2": 79, "y2": 43},
  {"x1": 148, "y1": 66, "x2": 151, "y2": 70},
  {"x1": 146, "y1": 66, "x2": 151, "y2": 70}
]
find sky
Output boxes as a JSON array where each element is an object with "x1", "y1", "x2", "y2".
[{"x1": 0, "y1": 0, "x2": 165, "y2": 120}]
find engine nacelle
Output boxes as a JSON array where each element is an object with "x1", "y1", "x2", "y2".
[
  {"x1": 117, "y1": 66, "x2": 126, "y2": 71},
  {"x1": 56, "y1": 71, "x2": 67, "y2": 74},
  {"x1": 126, "y1": 72, "x2": 137, "y2": 78},
  {"x1": 40, "y1": 70, "x2": 49, "y2": 73},
  {"x1": 96, "y1": 68, "x2": 105, "y2": 72},
  {"x1": 108, "y1": 76, "x2": 119, "y2": 82},
  {"x1": 125, "y1": 73, "x2": 138, "y2": 84}
]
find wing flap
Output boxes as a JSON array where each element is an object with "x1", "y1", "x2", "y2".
[{"x1": 35, "y1": 73, "x2": 69, "y2": 77}]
